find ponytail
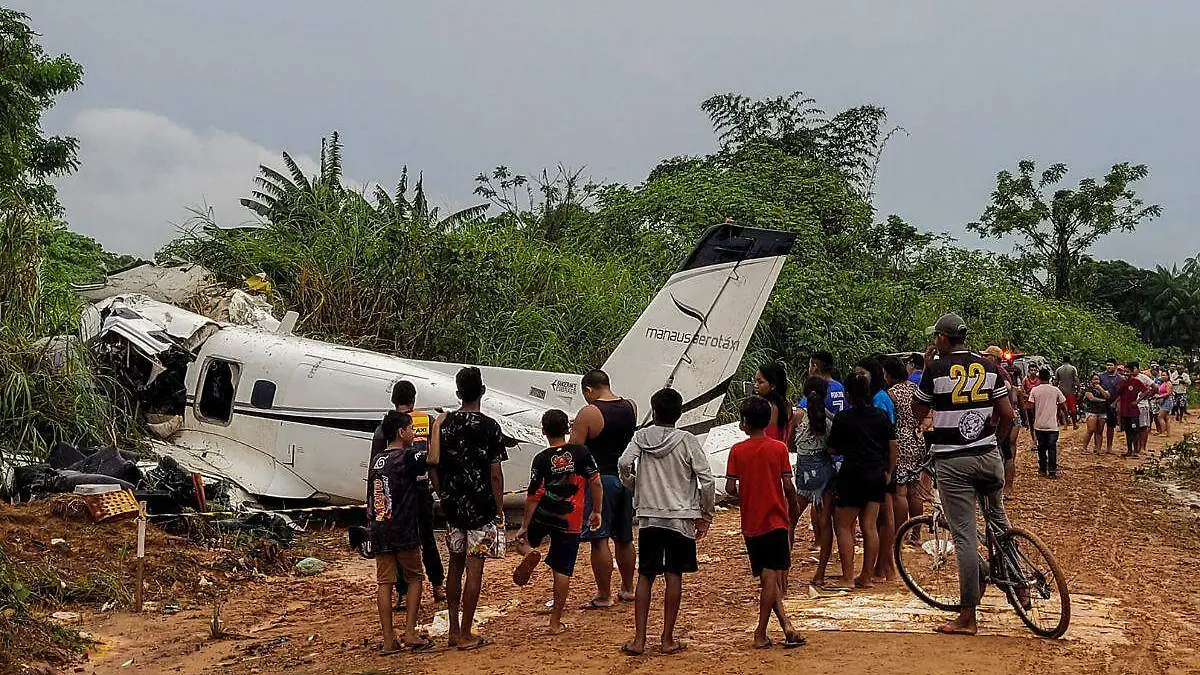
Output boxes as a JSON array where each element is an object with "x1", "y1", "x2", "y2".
[{"x1": 802, "y1": 376, "x2": 828, "y2": 435}]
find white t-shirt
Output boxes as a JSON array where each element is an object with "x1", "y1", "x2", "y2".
[{"x1": 1028, "y1": 383, "x2": 1066, "y2": 431}]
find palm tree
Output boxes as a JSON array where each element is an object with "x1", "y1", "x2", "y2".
[
  {"x1": 239, "y1": 132, "x2": 351, "y2": 228},
  {"x1": 1140, "y1": 265, "x2": 1200, "y2": 349},
  {"x1": 371, "y1": 166, "x2": 488, "y2": 231}
]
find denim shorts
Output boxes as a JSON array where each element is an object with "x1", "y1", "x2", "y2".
[{"x1": 580, "y1": 474, "x2": 634, "y2": 544}]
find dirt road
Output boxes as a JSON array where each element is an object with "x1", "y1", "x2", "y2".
[{"x1": 70, "y1": 423, "x2": 1200, "y2": 674}]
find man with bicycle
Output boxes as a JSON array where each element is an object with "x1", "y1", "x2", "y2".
[{"x1": 912, "y1": 314, "x2": 1017, "y2": 636}]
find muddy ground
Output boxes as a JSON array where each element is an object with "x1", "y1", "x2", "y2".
[{"x1": 13, "y1": 421, "x2": 1200, "y2": 675}]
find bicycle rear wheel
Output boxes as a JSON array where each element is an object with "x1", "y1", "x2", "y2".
[
  {"x1": 895, "y1": 515, "x2": 961, "y2": 611},
  {"x1": 998, "y1": 527, "x2": 1071, "y2": 638}
]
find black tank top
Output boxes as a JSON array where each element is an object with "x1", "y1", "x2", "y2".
[{"x1": 587, "y1": 398, "x2": 637, "y2": 475}]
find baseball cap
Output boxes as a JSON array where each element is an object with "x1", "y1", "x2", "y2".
[
  {"x1": 927, "y1": 313, "x2": 968, "y2": 337},
  {"x1": 984, "y1": 345, "x2": 1004, "y2": 358}
]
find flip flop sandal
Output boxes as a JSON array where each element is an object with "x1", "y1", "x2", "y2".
[
  {"x1": 579, "y1": 598, "x2": 615, "y2": 610},
  {"x1": 457, "y1": 636, "x2": 494, "y2": 651},
  {"x1": 513, "y1": 551, "x2": 542, "y2": 587},
  {"x1": 408, "y1": 639, "x2": 436, "y2": 653},
  {"x1": 378, "y1": 648, "x2": 402, "y2": 656},
  {"x1": 783, "y1": 633, "x2": 807, "y2": 649},
  {"x1": 660, "y1": 643, "x2": 688, "y2": 655},
  {"x1": 754, "y1": 638, "x2": 774, "y2": 650},
  {"x1": 620, "y1": 644, "x2": 644, "y2": 657}
]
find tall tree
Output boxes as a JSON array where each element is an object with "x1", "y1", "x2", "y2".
[
  {"x1": 968, "y1": 160, "x2": 1161, "y2": 300},
  {"x1": 700, "y1": 92, "x2": 896, "y2": 199},
  {"x1": 0, "y1": 9, "x2": 83, "y2": 216}
]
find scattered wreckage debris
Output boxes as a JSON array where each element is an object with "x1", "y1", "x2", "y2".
[
  {"x1": 10, "y1": 440, "x2": 304, "y2": 553},
  {"x1": 73, "y1": 261, "x2": 219, "y2": 306}
]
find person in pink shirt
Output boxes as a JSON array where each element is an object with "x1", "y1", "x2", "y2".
[{"x1": 1028, "y1": 368, "x2": 1067, "y2": 478}]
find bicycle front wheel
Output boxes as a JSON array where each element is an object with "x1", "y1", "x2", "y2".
[
  {"x1": 895, "y1": 515, "x2": 962, "y2": 611},
  {"x1": 998, "y1": 527, "x2": 1071, "y2": 639}
]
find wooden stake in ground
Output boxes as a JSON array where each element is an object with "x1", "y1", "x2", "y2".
[{"x1": 135, "y1": 501, "x2": 146, "y2": 612}]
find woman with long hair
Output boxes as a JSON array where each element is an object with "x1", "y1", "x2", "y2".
[
  {"x1": 788, "y1": 376, "x2": 836, "y2": 586},
  {"x1": 856, "y1": 356, "x2": 895, "y2": 422},
  {"x1": 882, "y1": 356, "x2": 925, "y2": 547},
  {"x1": 855, "y1": 357, "x2": 897, "y2": 580},
  {"x1": 827, "y1": 371, "x2": 897, "y2": 589},
  {"x1": 755, "y1": 362, "x2": 792, "y2": 443},
  {"x1": 1081, "y1": 374, "x2": 1109, "y2": 454}
]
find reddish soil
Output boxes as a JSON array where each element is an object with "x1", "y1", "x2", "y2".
[{"x1": 10, "y1": 421, "x2": 1200, "y2": 674}]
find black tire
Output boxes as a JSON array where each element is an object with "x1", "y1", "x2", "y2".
[
  {"x1": 998, "y1": 527, "x2": 1071, "y2": 639},
  {"x1": 895, "y1": 515, "x2": 962, "y2": 612}
]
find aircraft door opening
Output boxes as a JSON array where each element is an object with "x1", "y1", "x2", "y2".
[{"x1": 197, "y1": 358, "x2": 240, "y2": 425}]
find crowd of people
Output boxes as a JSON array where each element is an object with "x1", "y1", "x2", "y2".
[
  {"x1": 360, "y1": 313, "x2": 1183, "y2": 655},
  {"x1": 1007, "y1": 356, "x2": 1192, "y2": 475}
]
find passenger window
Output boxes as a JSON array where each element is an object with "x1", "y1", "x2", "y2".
[
  {"x1": 250, "y1": 380, "x2": 276, "y2": 409},
  {"x1": 198, "y1": 359, "x2": 239, "y2": 424}
]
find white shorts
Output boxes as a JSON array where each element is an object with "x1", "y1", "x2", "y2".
[{"x1": 447, "y1": 523, "x2": 505, "y2": 559}]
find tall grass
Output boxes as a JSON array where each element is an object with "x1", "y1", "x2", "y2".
[
  {"x1": 0, "y1": 194, "x2": 138, "y2": 462},
  {"x1": 163, "y1": 204, "x2": 654, "y2": 373}
]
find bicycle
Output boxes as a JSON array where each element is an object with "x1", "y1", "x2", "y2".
[{"x1": 893, "y1": 456, "x2": 1071, "y2": 638}]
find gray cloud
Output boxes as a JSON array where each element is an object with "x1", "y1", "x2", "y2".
[
  {"x1": 55, "y1": 108, "x2": 318, "y2": 257},
  {"x1": 15, "y1": 0, "x2": 1199, "y2": 267}
]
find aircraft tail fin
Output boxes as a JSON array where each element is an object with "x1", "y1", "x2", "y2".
[{"x1": 601, "y1": 223, "x2": 795, "y2": 434}]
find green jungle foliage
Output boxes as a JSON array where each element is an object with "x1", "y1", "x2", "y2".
[{"x1": 162, "y1": 94, "x2": 1152, "y2": 391}]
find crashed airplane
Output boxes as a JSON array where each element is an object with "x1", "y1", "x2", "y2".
[{"x1": 85, "y1": 223, "x2": 795, "y2": 505}]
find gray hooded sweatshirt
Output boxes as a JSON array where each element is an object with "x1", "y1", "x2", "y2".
[{"x1": 618, "y1": 426, "x2": 716, "y2": 537}]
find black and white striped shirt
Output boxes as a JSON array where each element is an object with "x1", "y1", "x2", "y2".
[{"x1": 913, "y1": 350, "x2": 1009, "y2": 455}]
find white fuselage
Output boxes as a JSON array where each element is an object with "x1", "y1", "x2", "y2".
[{"x1": 170, "y1": 325, "x2": 593, "y2": 503}]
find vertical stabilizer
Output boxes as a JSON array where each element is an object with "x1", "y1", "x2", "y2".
[{"x1": 601, "y1": 224, "x2": 795, "y2": 434}]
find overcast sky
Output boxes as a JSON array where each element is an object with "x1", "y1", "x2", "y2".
[{"x1": 14, "y1": 1, "x2": 1199, "y2": 267}]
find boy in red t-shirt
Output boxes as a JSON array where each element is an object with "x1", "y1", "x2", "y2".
[
  {"x1": 512, "y1": 409, "x2": 603, "y2": 634},
  {"x1": 726, "y1": 396, "x2": 805, "y2": 650}
]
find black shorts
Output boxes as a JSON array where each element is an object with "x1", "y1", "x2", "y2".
[
  {"x1": 835, "y1": 473, "x2": 887, "y2": 509},
  {"x1": 527, "y1": 522, "x2": 581, "y2": 577},
  {"x1": 1105, "y1": 409, "x2": 1118, "y2": 426},
  {"x1": 1121, "y1": 415, "x2": 1141, "y2": 433},
  {"x1": 744, "y1": 529, "x2": 790, "y2": 577},
  {"x1": 637, "y1": 527, "x2": 697, "y2": 577}
]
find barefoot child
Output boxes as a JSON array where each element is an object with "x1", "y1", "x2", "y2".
[
  {"x1": 512, "y1": 409, "x2": 603, "y2": 633},
  {"x1": 617, "y1": 388, "x2": 715, "y2": 656},
  {"x1": 827, "y1": 372, "x2": 897, "y2": 590},
  {"x1": 726, "y1": 396, "x2": 806, "y2": 650},
  {"x1": 368, "y1": 411, "x2": 433, "y2": 653}
]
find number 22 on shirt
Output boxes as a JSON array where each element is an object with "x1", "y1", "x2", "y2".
[{"x1": 950, "y1": 363, "x2": 988, "y2": 404}]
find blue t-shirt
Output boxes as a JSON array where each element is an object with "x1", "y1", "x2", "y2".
[
  {"x1": 909, "y1": 371, "x2": 923, "y2": 385},
  {"x1": 1098, "y1": 372, "x2": 1123, "y2": 401},
  {"x1": 798, "y1": 378, "x2": 846, "y2": 416},
  {"x1": 873, "y1": 389, "x2": 896, "y2": 423}
]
